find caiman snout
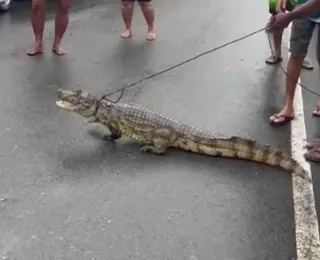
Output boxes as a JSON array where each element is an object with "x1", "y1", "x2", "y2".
[
  {"x1": 56, "y1": 88, "x2": 73, "y2": 99},
  {"x1": 56, "y1": 88, "x2": 63, "y2": 98}
]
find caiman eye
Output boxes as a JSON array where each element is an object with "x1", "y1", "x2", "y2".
[
  {"x1": 82, "y1": 101, "x2": 90, "y2": 107},
  {"x1": 75, "y1": 89, "x2": 82, "y2": 96},
  {"x1": 105, "y1": 101, "x2": 113, "y2": 108}
]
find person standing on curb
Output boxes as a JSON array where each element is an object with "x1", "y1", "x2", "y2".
[
  {"x1": 267, "y1": 0, "x2": 320, "y2": 162},
  {"x1": 120, "y1": 0, "x2": 156, "y2": 41},
  {"x1": 268, "y1": 0, "x2": 320, "y2": 126},
  {"x1": 27, "y1": 0, "x2": 71, "y2": 56},
  {"x1": 266, "y1": 0, "x2": 313, "y2": 69}
]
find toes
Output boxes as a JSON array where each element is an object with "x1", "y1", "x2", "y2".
[
  {"x1": 52, "y1": 48, "x2": 66, "y2": 56},
  {"x1": 121, "y1": 30, "x2": 132, "y2": 39},
  {"x1": 27, "y1": 47, "x2": 43, "y2": 56},
  {"x1": 146, "y1": 32, "x2": 156, "y2": 41}
]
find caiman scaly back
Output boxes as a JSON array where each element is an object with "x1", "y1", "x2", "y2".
[{"x1": 55, "y1": 88, "x2": 311, "y2": 183}]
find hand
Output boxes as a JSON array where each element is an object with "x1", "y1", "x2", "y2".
[
  {"x1": 267, "y1": 12, "x2": 292, "y2": 32},
  {"x1": 276, "y1": 0, "x2": 287, "y2": 13}
]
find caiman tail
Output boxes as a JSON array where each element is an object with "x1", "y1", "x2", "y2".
[{"x1": 174, "y1": 134, "x2": 311, "y2": 183}]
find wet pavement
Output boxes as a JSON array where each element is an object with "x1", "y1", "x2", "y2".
[
  {"x1": 301, "y1": 30, "x2": 320, "y2": 230},
  {"x1": 0, "y1": 0, "x2": 319, "y2": 259}
]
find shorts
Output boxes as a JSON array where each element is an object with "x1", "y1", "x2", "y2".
[
  {"x1": 289, "y1": 18, "x2": 319, "y2": 55},
  {"x1": 268, "y1": 0, "x2": 297, "y2": 15}
]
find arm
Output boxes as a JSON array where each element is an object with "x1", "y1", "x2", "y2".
[
  {"x1": 288, "y1": 0, "x2": 320, "y2": 20},
  {"x1": 276, "y1": 0, "x2": 287, "y2": 13},
  {"x1": 267, "y1": 0, "x2": 320, "y2": 30}
]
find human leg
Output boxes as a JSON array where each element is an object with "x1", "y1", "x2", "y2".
[
  {"x1": 312, "y1": 24, "x2": 320, "y2": 117},
  {"x1": 138, "y1": 0, "x2": 155, "y2": 40},
  {"x1": 266, "y1": 0, "x2": 313, "y2": 69},
  {"x1": 303, "y1": 24, "x2": 320, "y2": 162},
  {"x1": 266, "y1": 27, "x2": 284, "y2": 64},
  {"x1": 27, "y1": 0, "x2": 46, "y2": 56},
  {"x1": 266, "y1": 0, "x2": 284, "y2": 63},
  {"x1": 52, "y1": 0, "x2": 71, "y2": 55},
  {"x1": 121, "y1": 0, "x2": 134, "y2": 39},
  {"x1": 270, "y1": 18, "x2": 315, "y2": 125},
  {"x1": 265, "y1": 28, "x2": 314, "y2": 69}
]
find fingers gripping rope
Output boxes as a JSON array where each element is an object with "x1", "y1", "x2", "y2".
[{"x1": 101, "y1": 26, "x2": 320, "y2": 101}]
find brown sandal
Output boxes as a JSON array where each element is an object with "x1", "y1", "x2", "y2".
[
  {"x1": 304, "y1": 139, "x2": 320, "y2": 150},
  {"x1": 304, "y1": 146, "x2": 320, "y2": 162},
  {"x1": 265, "y1": 55, "x2": 283, "y2": 65},
  {"x1": 269, "y1": 114, "x2": 294, "y2": 126},
  {"x1": 312, "y1": 101, "x2": 320, "y2": 117}
]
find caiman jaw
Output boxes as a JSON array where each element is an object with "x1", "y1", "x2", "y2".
[
  {"x1": 56, "y1": 88, "x2": 83, "y2": 112},
  {"x1": 55, "y1": 88, "x2": 98, "y2": 117},
  {"x1": 56, "y1": 100, "x2": 79, "y2": 111}
]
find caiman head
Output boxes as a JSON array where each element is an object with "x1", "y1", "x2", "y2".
[{"x1": 56, "y1": 89, "x2": 99, "y2": 118}]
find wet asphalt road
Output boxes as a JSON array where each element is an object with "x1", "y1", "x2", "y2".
[{"x1": 0, "y1": 0, "x2": 319, "y2": 259}]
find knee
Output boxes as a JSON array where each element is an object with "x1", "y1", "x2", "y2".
[
  {"x1": 31, "y1": 0, "x2": 45, "y2": 13},
  {"x1": 121, "y1": 2, "x2": 133, "y2": 9},
  {"x1": 139, "y1": 2, "x2": 152, "y2": 8},
  {"x1": 57, "y1": 0, "x2": 70, "y2": 12},
  {"x1": 290, "y1": 52, "x2": 306, "y2": 61}
]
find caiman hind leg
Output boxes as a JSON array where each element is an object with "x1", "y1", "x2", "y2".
[
  {"x1": 140, "y1": 141, "x2": 167, "y2": 155},
  {"x1": 103, "y1": 122, "x2": 122, "y2": 141},
  {"x1": 140, "y1": 139, "x2": 168, "y2": 154},
  {"x1": 140, "y1": 127, "x2": 178, "y2": 155}
]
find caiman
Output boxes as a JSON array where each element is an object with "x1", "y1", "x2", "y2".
[{"x1": 55, "y1": 88, "x2": 311, "y2": 183}]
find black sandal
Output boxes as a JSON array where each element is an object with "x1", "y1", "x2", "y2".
[
  {"x1": 265, "y1": 55, "x2": 283, "y2": 65},
  {"x1": 269, "y1": 114, "x2": 294, "y2": 126},
  {"x1": 302, "y1": 58, "x2": 314, "y2": 70}
]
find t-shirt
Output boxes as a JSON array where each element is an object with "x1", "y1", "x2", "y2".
[{"x1": 299, "y1": 0, "x2": 320, "y2": 22}]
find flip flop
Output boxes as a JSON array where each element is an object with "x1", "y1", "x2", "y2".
[
  {"x1": 302, "y1": 58, "x2": 314, "y2": 70},
  {"x1": 312, "y1": 102, "x2": 320, "y2": 117},
  {"x1": 26, "y1": 46, "x2": 43, "y2": 56},
  {"x1": 269, "y1": 114, "x2": 294, "y2": 126},
  {"x1": 304, "y1": 147, "x2": 320, "y2": 162},
  {"x1": 265, "y1": 55, "x2": 283, "y2": 65},
  {"x1": 52, "y1": 47, "x2": 66, "y2": 56},
  {"x1": 304, "y1": 139, "x2": 320, "y2": 150},
  {"x1": 121, "y1": 30, "x2": 132, "y2": 39},
  {"x1": 146, "y1": 32, "x2": 156, "y2": 41}
]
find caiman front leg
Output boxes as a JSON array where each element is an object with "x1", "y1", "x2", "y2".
[
  {"x1": 103, "y1": 122, "x2": 122, "y2": 141},
  {"x1": 86, "y1": 116, "x2": 98, "y2": 124}
]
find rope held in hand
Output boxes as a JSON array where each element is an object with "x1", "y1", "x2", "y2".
[{"x1": 102, "y1": 25, "x2": 320, "y2": 102}]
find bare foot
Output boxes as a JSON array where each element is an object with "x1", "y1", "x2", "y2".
[
  {"x1": 52, "y1": 44, "x2": 66, "y2": 56},
  {"x1": 121, "y1": 29, "x2": 132, "y2": 39},
  {"x1": 26, "y1": 43, "x2": 43, "y2": 56},
  {"x1": 146, "y1": 30, "x2": 156, "y2": 41}
]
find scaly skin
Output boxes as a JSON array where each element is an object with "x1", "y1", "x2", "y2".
[{"x1": 56, "y1": 88, "x2": 311, "y2": 183}]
